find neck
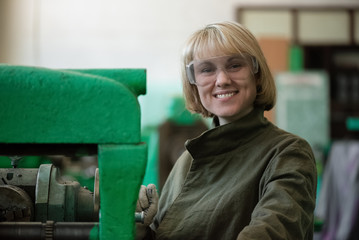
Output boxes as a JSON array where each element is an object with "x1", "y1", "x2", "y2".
[{"x1": 217, "y1": 107, "x2": 254, "y2": 126}]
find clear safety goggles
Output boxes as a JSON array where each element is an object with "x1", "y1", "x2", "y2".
[{"x1": 186, "y1": 54, "x2": 259, "y2": 86}]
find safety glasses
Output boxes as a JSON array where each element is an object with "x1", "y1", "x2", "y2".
[{"x1": 186, "y1": 54, "x2": 258, "y2": 86}]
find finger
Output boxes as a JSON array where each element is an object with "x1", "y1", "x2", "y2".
[
  {"x1": 136, "y1": 201, "x2": 142, "y2": 212},
  {"x1": 146, "y1": 184, "x2": 158, "y2": 204},
  {"x1": 143, "y1": 184, "x2": 159, "y2": 225},
  {"x1": 138, "y1": 185, "x2": 149, "y2": 210}
]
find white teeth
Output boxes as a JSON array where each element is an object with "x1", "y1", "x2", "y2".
[{"x1": 216, "y1": 92, "x2": 235, "y2": 98}]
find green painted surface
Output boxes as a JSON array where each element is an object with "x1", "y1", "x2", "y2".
[
  {"x1": 89, "y1": 225, "x2": 100, "y2": 240},
  {"x1": 69, "y1": 69, "x2": 146, "y2": 97},
  {"x1": 141, "y1": 126, "x2": 159, "y2": 187},
  {"x1": 167, "y1": 96, "x2": 202, "y2": 125},
  {"x1": 0, "y1": 64, "x2": 146, "y2": 144},
  {"x1": 98, "y1": 143, "x2": 147, "y2": 240},
  {"x1": 289, "y1": 45, "x2": 304, "y2": 72},
  {"x1": 347, "y1": 117, "x2": 359, "y2": 131},
  {"x1": 0, "y1": 64, "x2": 148, "y2": 239}
]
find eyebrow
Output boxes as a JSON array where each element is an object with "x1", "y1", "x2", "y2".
[
  {"x1": 192, "y1": 54, "x2": 247, "y2": 66},
  {"x1": 227, "y1": 55, "x2": 246, "y2": 61},
  {"x1": 195, "y1": 60, "x2": 215, "y2": 67}
]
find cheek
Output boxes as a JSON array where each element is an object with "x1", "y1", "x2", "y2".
[
  {"x1": 237, "y1": 79, "x2": 257, "y2": 107},
  {"x1": 197, "y1": 88, "x2": 214, "y2": 113},
  {"x1": 197, "y1": 86, "x2": 210, "y2": 101},
  {"x1": 195, "y1": 87, "x2": 208, "y2": 109}
]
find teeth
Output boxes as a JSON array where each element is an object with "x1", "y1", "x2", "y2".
[{"x1": 216, "y1": 92, "x2": 235, "y2": 98}]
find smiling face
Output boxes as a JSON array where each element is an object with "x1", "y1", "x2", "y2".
[
  {"x1": 193, "y1": 52, "x2": 257, "y2": 125},
  {"x1": 182, "y1": 22, "x2": 276, "y2": 121}
]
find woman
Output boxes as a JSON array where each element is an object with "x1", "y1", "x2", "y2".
[{"x1": 137, "y1": 21, "x2": 317, "y2": 240}]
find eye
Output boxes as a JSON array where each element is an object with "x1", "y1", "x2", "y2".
[
  {"x1": 195, "y1": 64, "x2": 215, "y2": 76},
  {"x1": 201, "y1": 67, "x2": 214, "y2": 73},
  {"x1": 227, "y1": 62, "x2": 245, "y2": 72},
  {"x1": 230, "y1": 63, "x2": 242, "y2": 69}
]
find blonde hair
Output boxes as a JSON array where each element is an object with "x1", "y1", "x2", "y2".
[{"x1": 181, "y1": 21, "x2": 276, "y2": 118}]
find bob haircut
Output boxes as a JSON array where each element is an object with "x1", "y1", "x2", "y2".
[{"x1": 181, "y1": 21, "x2": 276, "y2": 118}]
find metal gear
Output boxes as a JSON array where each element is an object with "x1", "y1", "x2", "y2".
[{"x1": 45, "y1": 220, "x2": 54, "y2": 240}]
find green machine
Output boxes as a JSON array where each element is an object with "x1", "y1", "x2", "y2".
[{"x1": 0, "y1": 64, "x2": 147, "y2": 239}]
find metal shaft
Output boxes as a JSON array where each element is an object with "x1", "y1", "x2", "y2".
[{"x1": 0, "y1": 221, "x2": 98, "y2": 240}]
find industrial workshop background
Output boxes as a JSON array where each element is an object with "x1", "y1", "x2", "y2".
[{"x1": 1, "y1": 0, "x2": 359, "y2": 239}]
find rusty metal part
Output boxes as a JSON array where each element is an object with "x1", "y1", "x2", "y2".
[{"x1": 0, "y1": 185, "x2": 34, "y2": 221}]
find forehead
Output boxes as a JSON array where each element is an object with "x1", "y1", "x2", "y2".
[
  {"x1": 194, "y1": 49, "x2": 233, "y2": 61},
  {"x1": 192, "y1": 42, "x2": 240, "y2": 61}
]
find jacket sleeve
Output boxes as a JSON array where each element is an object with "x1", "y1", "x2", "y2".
[
  {"x1": 237, "y1": 138, "x2": 317, "y2": 240},
  {"x1": 149, "y1": 151, "x2": 193, "y2": 233}
]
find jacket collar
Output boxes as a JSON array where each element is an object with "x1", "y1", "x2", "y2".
[{"x1": 185, "y1": 107, "x2": 268, "y2": 159}]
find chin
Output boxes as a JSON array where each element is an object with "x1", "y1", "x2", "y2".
[{"x1": 217, "y1": 109, "x2": 243, "y2": 118}]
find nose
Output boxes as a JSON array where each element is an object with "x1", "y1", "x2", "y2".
[{"x1": 215, "y1": 69, "x2": 231, "y2": 86}]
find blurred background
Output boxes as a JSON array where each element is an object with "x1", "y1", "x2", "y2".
[{"x1": 1, "y1": 0, "x2": 359, "y2": 239}]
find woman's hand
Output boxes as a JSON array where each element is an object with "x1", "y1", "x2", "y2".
[{"x1": 136, "y1": 184, "x2": 158, "y2": 226}]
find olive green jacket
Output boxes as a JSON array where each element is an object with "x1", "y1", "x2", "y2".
[{"x1": 150, "y1": 108, "x2": 317, "y2": 240}]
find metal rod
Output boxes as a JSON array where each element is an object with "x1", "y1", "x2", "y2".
[{"x1": 0, "y1": 221, "x2": 99, "y2": 240}]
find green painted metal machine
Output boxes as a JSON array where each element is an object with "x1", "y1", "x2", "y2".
[{"x1": 0, "y1": 64, "x2": 147, "y2": 239}]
